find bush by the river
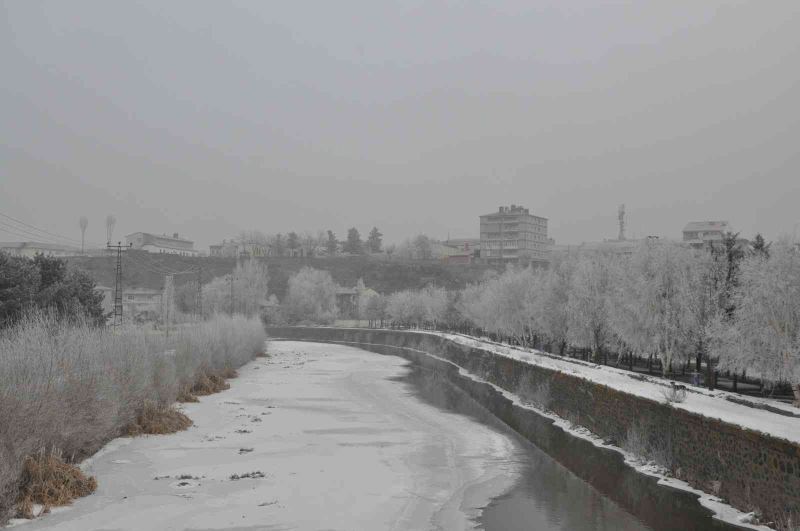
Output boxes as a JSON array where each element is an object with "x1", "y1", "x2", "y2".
[{"x1": 0, "y1": 313, "x2": 267, "y2": 524}]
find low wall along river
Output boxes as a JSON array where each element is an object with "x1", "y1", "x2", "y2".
[{"x1": 267, "y1": 326, "x2": 800, "y2": 529}]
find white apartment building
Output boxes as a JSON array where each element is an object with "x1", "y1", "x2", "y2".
[{"x1": 479, "y1": 205, "x2": 549, "y2": 265}]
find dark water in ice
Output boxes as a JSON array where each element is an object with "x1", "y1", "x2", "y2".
[{"x1": 360, "y1": 342, "x2": 741, "y2": 531}]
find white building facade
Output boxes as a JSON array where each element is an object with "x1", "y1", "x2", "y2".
[{"x1": 126, "y1": 232, "x2": 199, "y2": 256}]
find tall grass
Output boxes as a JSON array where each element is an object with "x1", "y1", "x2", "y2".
[{"x1": 0, "y1": 313, "x2": 267, "y2": 523}]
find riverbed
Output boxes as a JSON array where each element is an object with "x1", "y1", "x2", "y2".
[{"x1": 17, "y1": 341, "x2": 738, "y2": 530}]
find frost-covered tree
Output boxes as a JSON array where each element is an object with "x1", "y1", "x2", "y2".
[
  {"x1": 710, "y1": 243, "x2": 800, "y2": 404},
  {"x1": 386, "y1": 286, "x2": 447, "y2": 328},
  {"x1": 536, "y1": 258, "x2": 573, "y2": 355},
  {"x1": 607, "y1": 247, "x2": 655, "y2": 367},
  {"x1": 356, "y1": 279, "x2": 383, "y2": 324},
  {"x1": 628, "y1": 241, "x2": 694, "y2": 375},
  {"x1": 492, "y1": 267, "x2": 538, "y2": 345},
  {"x1": 235, "y1": 259, "x2": 270, "y2": 316},
  {"x1": 567, "y1": 252, "x2": 615, "y2": 363},
  {"x1": 284, "y1": 267, "x2": 338, "y2": 324},
  {"x1": 413, "y1": 234, "x2": 433, "y2": 260},
  {"x1": 750, "y1": 233, "x2": 771, "y2": 259},
  {"x1": 680, "y1": 247, "x2": 727, "y2": 377},
  {"x1": 360, "y1": 290, "x2": 387, "y2": 326},
  {"x1": 202, "y1": 259, "x2": 269, "y2": 317},
  {"x1": 287, "y1": 232, "x2": 300, "y2": 257},
  {"x1": 455, "y1": 267, "x2": 540, "y2": 345}
]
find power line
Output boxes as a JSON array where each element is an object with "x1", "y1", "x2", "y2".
[
  {"x1": 0, "y1": 211, "x2": 91, "y2": 246},
  {"x1": 0, "y1": 220, "x2": 77, "y2": 246},
  {"x1": 124, "y1": 251, "x2": 200, "y2": 276}
]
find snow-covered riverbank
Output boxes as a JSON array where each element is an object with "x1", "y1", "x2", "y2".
[
  {"x1": 14, "y1": 341, "x2": 520, "y2": 531},
  {"x1": 432, "y1": 331, "x2": 800, "y2": 444}
]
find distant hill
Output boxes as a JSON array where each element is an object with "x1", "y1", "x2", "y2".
[{"x1": 68, "y1": 252, "x2": 494, "y2": 298}]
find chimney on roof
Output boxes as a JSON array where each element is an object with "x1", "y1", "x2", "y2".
[{"x1": 173, "y1": 233, "x2": 179, "y2": 239}]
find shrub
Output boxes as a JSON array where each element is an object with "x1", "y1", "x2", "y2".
[
  {"x1": 622, "y1": 422, "x2": 673, "y2": 470},
  {"x1": 0, "y1": 312, "x2": 267, "y2": 524},
  {"x1": 15, "y1": 450, "x2": 97, "y2": 519},
  {"x1": 516, "y1": 377, "x2": 552, "y2": 410},
  {"x1": 122, "y1": 402, "x2": 193, "y2": 436},
  {"x1": 661, "y1": 383, "x2": 687, "y2": 404}
]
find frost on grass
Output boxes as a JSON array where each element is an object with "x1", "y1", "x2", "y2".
[
  {"x1": 0, "y1": 313, "x2": 267, "y2": 525},
  {"x1": 621, "y1": 422, "x2": 673, "y2": 471},
  {"x1": 516, "y1": 377, "x2": 552, "y2": 410}
]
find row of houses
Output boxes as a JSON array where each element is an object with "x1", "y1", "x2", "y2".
[
  {"x1": 0, "y1": 218, "x2": 745, "y2": 265},
  {"x1": 549, "y1": 220, "x2": 743, "y2": 257},
  {"x1": 0, "y1": 232, "x2": 201, "y2": 258}
]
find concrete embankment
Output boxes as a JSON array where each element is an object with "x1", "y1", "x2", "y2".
[{"x1": 267, "y1": 326, "x2": 800, "y2": 528}]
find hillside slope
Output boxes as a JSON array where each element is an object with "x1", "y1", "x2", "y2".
[{"x1": 68, "y1": 253, "x2": 494, "y2": 297}]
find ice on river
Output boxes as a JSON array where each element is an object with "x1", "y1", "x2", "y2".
[{"x1": 16, "y1": 341, "x2": 519, "y2": 531}]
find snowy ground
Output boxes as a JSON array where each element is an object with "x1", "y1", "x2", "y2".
[{"x1": 14, "y1": 341, "x2": 520, "y2": 531}]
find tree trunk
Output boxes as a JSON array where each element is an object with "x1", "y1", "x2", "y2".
[
  {"x1": 695, "y1": 338, "x2": 703, "y2": 373},
  {"x1": 732, "y1": 373, "x2": 738, "y2": 393},
  {"x1": 792, "y1": 384, "x2": 800, "y2": 407},
  {"x1": 706, "y1": 357, "x2": 715, "y2": 390}
]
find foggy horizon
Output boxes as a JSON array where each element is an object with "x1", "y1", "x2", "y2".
[{"x1": 3, "y1": 1, "x2": 800, "y2": 250}]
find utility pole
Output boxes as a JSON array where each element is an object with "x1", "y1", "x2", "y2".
[
  {"x1": 196, "y1": 265, "x2": 203, "y2": 320},
  {"x1": 229, "y1": 274, "x2": 235, "y2": 316},
  {"x1": 499, "y1": 207, "x2": 504, "y2": 264},
  {"x1": 107, "y1": 241, "x2": 131, "y2": 328},
  {"x1": 162, "y1": 274, "x2": 175, "y2": 337},
  {"x1": 79, "y1": 216, "x2": 88, "y2": 255}
]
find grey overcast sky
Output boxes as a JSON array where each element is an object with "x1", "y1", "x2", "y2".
[{"x1": 2, "y1": 1, "x2": 799, "y2": 249}]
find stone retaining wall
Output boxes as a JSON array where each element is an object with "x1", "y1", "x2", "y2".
[{"x1": 267, "y1": 326, "x2": 800, "y2": 526}]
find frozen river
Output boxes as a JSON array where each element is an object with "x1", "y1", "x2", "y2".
[{"x1": 20, "y1": 341, "x2": 738, "y2": 530}]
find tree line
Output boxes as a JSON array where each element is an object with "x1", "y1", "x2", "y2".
[
  {"x1": 0, "y1": 253, "x2": 104, "y2": 328},
  {"x1": 274, "y1": 234, "x2": 799, "y2": 402},
  {"x1": 238, "y1": 226, "x2": 384, "y2": 257}
]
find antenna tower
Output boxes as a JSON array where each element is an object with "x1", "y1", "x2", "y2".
[
  {"x1": 618, "y1": 204, "x2": 626, "y2": 241},
  {"x1": 105, "y1": 214, "x2": 116, "y2": 243}
]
